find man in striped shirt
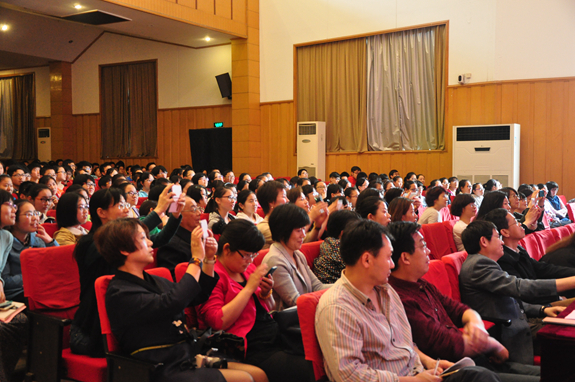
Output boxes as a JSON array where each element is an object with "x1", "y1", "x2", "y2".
[{"x1": 315, "y1": 220, "x2": 500, "y2": 382}]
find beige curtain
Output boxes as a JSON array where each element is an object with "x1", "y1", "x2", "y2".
[
  {"x1": 366, "y1": 26, "x2": 445, "y2": 151},
  {"x1": 101, "y1": 61, "x2": 157, "y2": 158},
  {"x1": 0, "y1": 74, "x2": 36, "y2": 160},
  {"x1": 434, "y1": 25, "x2": 446, "y2": 150},
  {"x1": 297, "y1": 39, "x2": 367, "y2": 152}
]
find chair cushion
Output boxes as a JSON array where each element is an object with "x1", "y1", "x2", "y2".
[
  {"x1": 62, "y1": 348, "x2": 107, "y2": 382},
  {"x1": 421, "y1": 260, "x2": 452, "y2": 299}
]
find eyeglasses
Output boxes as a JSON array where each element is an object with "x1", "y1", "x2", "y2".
[
  {"x1": 2, "y1": 202, "x2": 17, "y2": 211},
  {"x1": 115, "y1": 202, "x2": 130, "y2": 209},
  {"x1": 21, "y1": 211, "x2": 42, "y2": 218},
  {"x1": 37, "y1": 197, "x2": 53, "y2": 204},
  {"x1": 236, "y1": 250, "x2": 259, "y2": 260},
  {"x1": 223, "y1": 195, "x2": 237, "y2": 201},
  {"x1": 12, "y1": 173, "x2": 25, "y2": 178},
  {"x1": 77, "y1": 205, "x2": 90, "y2": 211},
  {"x1": 182, "y1": 206, "x2": 201, "y2": 213},
  {"x1": 57, "y1": 170, "x2": 66, "y2": 174},
  {"x1": 126, "y1": 191, "x2": 138, "y2": 197},
  {"x1": 415, "y1": 240, "x2": 428, "y2": 250},
  {"x1": 86, "y1": 182, "x2": 95, "y2": 187}
]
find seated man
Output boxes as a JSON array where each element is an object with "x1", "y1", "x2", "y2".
[
  {"x1": 387, "y1": 221, "x2": 540, "y2": 382},
  {"x1": 460, "y1": 220, "x2": 575, "y2": 365},
  {"x1": 316, "y1": 219, "x2": 500, "y2": 382},
  {"x1": 156, "y1": 196, "x2": 202, "y2": 273}
]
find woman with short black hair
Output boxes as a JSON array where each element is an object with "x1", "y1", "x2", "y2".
[{"x1": 53, "y1": 192, "x2": 90, "y2": 246}]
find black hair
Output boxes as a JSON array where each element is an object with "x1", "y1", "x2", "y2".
[
  {"x1": 297, "y1": 168, "x2": 308, "y2": 176},
  {"x1": 476, "y1": 190, "x2": 508, "y2": 220},
  {"x1": 383, "y1": 188, "x2": 403, "y2": 205},
  {"x1": 151, "y1": 165, "x2": 167, "y2": 177},
  {"x1": 7, "y1": 164, "x2": 27, "y2": 176},
  {"x1": 424, "y1": 186, "x2": 448, "y2": 207},
  {"x1": 98, "y1": 175, "x2": 112, "y2": 188},
  {"x1": 356, "y1": 177, "x2": 368, "y2": 189},
  {"x1": 337, "y1": 179, "x2": 350, "y2": 190},
  {"x1": 326, "y1": 183, "x2": 343, "y2": 201},
  {"x1": 256, "y1": 181, "x2": 285, "y2": 215},
  {"x1": 351, "y1": 166, "x2": 361, "y2": 173},
  {"x1": 27, "y1": 184, "x2": 51, "y2": 200},
  {"x1": 329, "y1": 172, "x2": 340, "y2": 179},
  {"x1": 136, "y1": 172, "x2": 153, "y2": 191},
  {"x1": 325, "y1": 210, "x2": 361, "y2": 239},
  {"x1": 87, "y1": 188, "x2": 124, "y2": 234},
  {"x1": 73, "y1": 174, "x2": 93, "y2": 186},
  {"x1": 484, "y1": 179, "x2": 498, "y2": 191},
  {"x1": 387, "y1": 221, "x2": 421, "y2": 269},
  {"x1": 56, "y1": 192, "x2": 84, "y2": 228},
  {"x1": 205, "y1": 187, "x2": 233, "y2": 214},
  {"x1": 18, "y1": 182, "x2": 36, "y2": 198},
  {"x1": 461, "y1": 220, "x2": 497, "y2": 255},
  {"x1": 546, "y1": 181, "x2": 559, "y2": 192},
  {"x1": 0, "y1": 189, "x2": 13, "y2": 207},
  {"x1": 249, "y1": 177, "x2": 265, "y2": 193},
  {"x1": 235, "y1": 189, "x2": 256, "y2": 213},
  {"x1": 344, "y1": 186, "x2": 358, "y2": 199},
  {"x1": 483, "y1": 208, "x2": 511, "y2": 234},
  {"x1": 148, "y1": 185, "x2": 166, "y2": 202},
  {"x1": 340, "y1": 220, "x2": 392, "y2": 266},
  {"x1": 389, "y1": 169, "x2": 399, "y2": 178},
  {"x1": 192, "y1": 173, "x2": 207, "y2": 185},
  {"x1": 139, "y1": 200, "x2": 157, "y2": 217},
  {"x1": 450, "y1": 193, "x2": 476, "y2": 217},
  {"x1": 405, "y1": 172, "x2": 417, "y2": 182},
  {"x1": 356, "y1": 195, "x2": 384, "y2": 219},
  {"x1": 218, "y1": 219, "x2": 266, "y2": 255},
  {"x1": 268, "y1": 203, "x2": 310, "y2": 243},
  {"x1": 187, "y1": 185, "x2": 206, "y2": 205},
  {"x1": 456, "y1": 179, "x2": 471, "y2": 195}
]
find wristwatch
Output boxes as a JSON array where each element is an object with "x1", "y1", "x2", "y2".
[{"x1": 204, "y1": 258, "x2": 216, "y2": 265}]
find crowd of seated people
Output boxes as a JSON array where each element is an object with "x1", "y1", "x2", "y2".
[{"x1": 2, "y1": 158, "x2": 575, "y2": 381}]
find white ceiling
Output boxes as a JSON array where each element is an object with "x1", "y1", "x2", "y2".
[{"x1": 0, "y1": 0, "x2": 239, "y2": 70}]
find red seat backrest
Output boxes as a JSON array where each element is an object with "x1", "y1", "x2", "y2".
[
  {"x1": 441, "y1": 251, "x2": 468, "y2": 302},
  {"x1": 559, "y1": 195, "x2": 568, "y2": 206},
  {"x1": 420, "y1": 222, "x2": 458, "y2": 260},
  {"x1": 47, "y1": 209, "x2": 57, "y2": 218},
  {"x1": 519, "y1": 234, "x2": 541, "y2": 261},
  {"x1": 95, "y1": 267, "x2": 172, "y2": 352},
  {"x1": 42, "y1": 223, "x2": 59, "y2": 238},
  {"x1": 532, "y1": 229, "x2": 558, "y2": 260},
  {"x1": 567, "y1": 203, "x2": 575, "y2": 223},
  {"x1": 299, "y1": 241, "x2": 323, "y2": 270},
  {"x1": 21, "y1": 244, "x2": 79, "y2": 315},
  {"x1": 253, "y1": 248, "x2": 270, "y2": 267},
  {"x1": 421, "y1": 260, "x2": 452, "y2": 299},
  {"x1": 256, "y1": 207, "x2": 265, "y2": 218},
  {"x1": 564, "y1": 223, "x2": 575, "y2": 235},
  {"x1": 297, "y1": 289, "x2": 329, "y2": 382},
  {"x1": 552, "y1": 225, "x2": 571, "y2": 241},
  {"x1": 82, "y1": 221, "x2": 92, "y2": 231},
  {"x1": 174, "y1": 262, "x2": 199, "y2": 328},
  {"x1": 136, "y1": 196, "x2": 147, "y2": 207}
]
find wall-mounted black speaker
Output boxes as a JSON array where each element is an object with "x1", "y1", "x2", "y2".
[{"x1": 215, "y1": 73, "x2": 232, "y2": 99}]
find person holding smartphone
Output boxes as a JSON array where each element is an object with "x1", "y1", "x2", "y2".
[{"x1": 198, "y1": 219, "x2": 309, "y2": 382}]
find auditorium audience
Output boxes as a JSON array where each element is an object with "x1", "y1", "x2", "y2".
[
  {"x1": 53, "y1": 192, "x2": 90, "y2": 246},
  {"x1": 418, "y1": 186, "x2": 449, "y2": 224},
  {"x1": 262, "y1": 203, "x2": 330, "y2": 311}
]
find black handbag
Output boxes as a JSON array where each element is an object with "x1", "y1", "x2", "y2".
[{"x1": 272, "y1": 306, "x2": 305, "y2": 356}]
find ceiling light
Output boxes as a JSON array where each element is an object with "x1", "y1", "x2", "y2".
[
  {"x1": 74, "y1": 4, "x2": 83, "y2": 9},
  {"x1": 205, "y1": 37, "x2": 211, "y2": 42},
  {"x1": 0, "y1": 25, "x2": 8, "y2": 32}
]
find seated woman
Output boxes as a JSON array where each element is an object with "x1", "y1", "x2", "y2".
[
  {"x1": 325, "y1": 183, "x2": 343, "y2": 203},
  {"x1": 262, "y1": 203, "x2": 329, "y2": 311},
  {"x1": 71, "y1": 185, "x2": 184, "y2": 357},
  {"x1": 136, "y1": 172, "x2": 154, "y2": 197},
  {"x1": 198, "y1": 219, "x2": 308, "y2": 382},
  {"x1": 0, "y1": 190, "x2": 28, "y2": 382},
  {"x1": 313, "y1": 210, "x2": 360, "y2": 284},
  {"x1": 0, "y1": 175, "x2": 13, "y2": 196},
  {"x1": 99, "y1": 219, "x2": 262, "y2": 382},
  {"x1": 314, "y1": 181, "x2": 327, "y2": 200},
  {"x1": 456, "y1": 179, "x2": 472, "y2": 195},
  {"x1": 483, "y1": 178, "x2": 500, "y2": 192},
  {"x1": 38, "y1": 175, "x2": 59, "y2": 207},
  {"x1": 418, "y1": 186, "x2": 449, "y2": 224},
  {"x1": 53, "y1": 192, "x2": 90, "y2": 246},
  {"x1": 27, "y1": 184, "x2": 55, "y2": 223},
  {"x1": 234, "y1": 189, "x2": 263, "y2": 224},
  {"x1": 356, "y1": 195, "x2": 391, "y2": 227},
  {"x1": 450, "y1": 193, "x2": 477, "y2": 251},
  {"x1": 471, "y1": 182, "x2": 484, "y2": 206},
  {"x1": 3, "y1": 199, "x2": 58, "y2": 302},
  {"x1": 117, "y1": 182, "x2": 140, "y2": 218},
  {"x1": 389, "y1": 196, "x2": 418, "y2": 222},
  {"x1": 205, "y1": 187, "x2": 236, "y2": 232}
]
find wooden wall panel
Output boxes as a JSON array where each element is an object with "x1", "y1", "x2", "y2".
[
  {"x1": 66, "y1": 105, "x2": 231, "y2": 172},
  {"x1": 36, "y1": 117, "x2": 51, "y2": 128},
  {"x1": 448, "y1": 77, "x2": 575, "y2": 200}
]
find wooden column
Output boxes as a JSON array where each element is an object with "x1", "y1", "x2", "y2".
[
  {"x1": 49, "y1": 62, "x2": 74, "y2": 160},
  {"x1": 231, "y1": 0, "x2": 260, "y2": 175}
]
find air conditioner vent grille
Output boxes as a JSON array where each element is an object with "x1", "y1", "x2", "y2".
[
  {"x1": 299, "y1": 124, "x2": 317, "y2": 135},
  {"x1": 456, "y1": 125, "x2": 510, "y2": 141}
]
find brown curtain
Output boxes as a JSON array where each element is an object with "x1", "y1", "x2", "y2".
[
  {"x1": 297, "y1": 39, "x2": 367, "y2": 152},
  {"x1": 128, "y1": 62, "x2": 157, "y2": 157},
  {"x1": 434, "y1": 25, "x2": 447, "y2": 150},
  {"x1": 100, "y1": 61, "x2": 157, "y2": 158},
  {"x1": 0, "y1": 74, "x2": 36, "y2": 160}
]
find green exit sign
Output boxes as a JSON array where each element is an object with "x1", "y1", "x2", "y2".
[{"x1": 214, "y1": 122, "x2": 224, "y2": 128}]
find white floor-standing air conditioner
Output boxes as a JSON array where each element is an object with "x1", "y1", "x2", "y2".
[
  {"x1": 37, "y1": 127, "x2": 51, "y2": 162},
  {"x1": 297, "y1": 121, "x2": 326, "y2": 180},
  {"x1": 452, "y1": 124, "x2": 520, "y2": 189}
]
